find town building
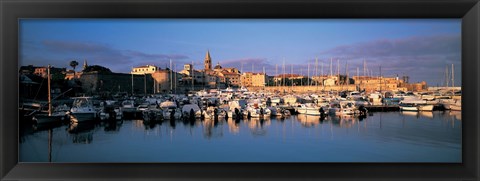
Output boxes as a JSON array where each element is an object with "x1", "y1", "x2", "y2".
[
  {"x1": 131, "y1": 65, "x2": 159, "y2": 75},
  {"x1": 65, "y1": 70, "x2": 83, "y2": 80},
  {"x1": 151, "y1": 69, "x2": 183, "y2": 93},
  {"x1": 33, "y1": 66, "x2": 66, "y2": 78},
  {"x1": 241, "y1": 72, "x2": 267, "y2": 87}
]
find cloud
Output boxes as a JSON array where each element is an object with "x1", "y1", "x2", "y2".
[
  {"x1": 319, "y1": 34, "x2": 461, "y2": 85},
  {"x1": 219, "y1": 58, "x2": 274, "y2": 73},
  {"x1": 321, "y1": 34, "x2": 460, "y2": 57},
  {"x1": 22, "y1": 40, "x2": 190, "y2": 73},
  {"x1": 42, "y1": 40, "x2": 112, "y2": 53},
  {"x1": 125, "y1": 51, "x2": 189, "y2": 62}
]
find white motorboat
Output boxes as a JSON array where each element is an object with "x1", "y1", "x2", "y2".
[
  {"x1": 296, "y1": 103, "x2": 322, "y2": 116},
  {"x1": 450, "y1": 99, "x2": 461, "y2": 111},
  {"x1": 368, "y1": 92, "x2": 383, "y2": 106},
  {"x1": 399, "y1": 103, "x2": 419, "y2": 111},
  {"x1": 121, "y1": 100, "x2": 136, "y2": 113},
  {"x1": 69, "y1": 97, "x2": 97, "y2": 122},
  {"x1": 417, "y1": 104, "x2": 434, "y2": 111},
  {"x1": 328, "y1": 101, "x2": 356, "y2": 116},
  {"x1": 182, "y1": 104, "x2": 202, "y2": 119},
  {"x1": 283, "y1": 95, "x2": 297, "y2": 105}
]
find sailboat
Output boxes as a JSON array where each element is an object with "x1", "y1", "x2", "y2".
[{"x1": 32, "y1": 65, "x2": 69, "y2": 124}]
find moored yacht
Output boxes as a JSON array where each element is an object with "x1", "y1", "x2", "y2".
[{"x1": 68, "y1": 97, "x2": 97, "y2": 122}]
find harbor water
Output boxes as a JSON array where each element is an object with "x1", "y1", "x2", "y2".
[{"x1": 19, "y1": 111, "x2": 461, "y2": 162}]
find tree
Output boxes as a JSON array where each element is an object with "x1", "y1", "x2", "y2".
[{"x1": 69, "y1": 60, "x2": 79, "y2": 78}]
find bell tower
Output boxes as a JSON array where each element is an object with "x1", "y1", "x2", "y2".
[{"x1": 204, "y1": 50, "x2": 212, "y2": 71}]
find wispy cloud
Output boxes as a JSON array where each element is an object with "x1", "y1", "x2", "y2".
[
  {"x1": 319, "y1": 34, "x2": 461, "y2": 84},
  {"x1": 321, "y1": 34, "x2": 460, "y2": 57},
  {"x1": 22, "y1": 40, "x2": 190, "y2": 73}
]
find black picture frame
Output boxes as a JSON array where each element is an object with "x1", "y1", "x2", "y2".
[{"x1": 1, "y1": 0, "x2": 479, "y2": 180}]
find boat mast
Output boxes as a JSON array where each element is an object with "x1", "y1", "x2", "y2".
[
  {"x1": 315, "y1": 57, "x2": 318, "y2": 88},
  {"x1": 337, "y1": 59, "x2": 340, "y2": 86},
  {"x1": 300, "y1": 68, "x2": 303, "y2": 86},
  {"x1": 131, "y1": 68, "x2": 134, "y2": 95},
  {"x1": 275, "y1": 64, "x2": 278, "y2": 87},
  {"x1": 170, "y1": 59, "x2": 173, "y2": 93},
  {"x1": 191, "y1": 61, "x2": 195, "y2": 91},
  {"x1": 445, "y1": 65, "x2": 449, "y2": 87},
  {"x1": 282, "y1": 59, "x2": 285, "y2": 87},
  {"x1": 451, "y1": 64, "x2": 454, "y2": 88},
  {"x1": 363, "y1": 58, "x2": 366, "y2": 77},
  {"x1": 290, "y1": 64, "x2": 293, "y2": 89},
  {"x1": 307, "y1": 62, "x2": 310, "y2": 86},
  {"x1": 330, "y1": 57, "x2": 333, "y2": 77},
  {"x1": 241, "y1": 62, "x2": 243, "y2": 88},
  {"x1": 346, "y1": 61, "x2": 349, "y2": 87},
  {"x1": 379, "y1": 66, "x2": 382, "y2": 92},
  {"x1": 47, "y1": 65, "x2": 52, "y2": 116},
  {"x1": 174, "y1": 63, "x2": 177, "y2": 94}
]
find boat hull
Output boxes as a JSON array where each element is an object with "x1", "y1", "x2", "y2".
[
  {"x1": 32, "y1": 114, "x2": 65, "y2": 124},
  {"x1": 70, "y1": 112, "x2": 96, "y2": 122},
  {"x1": 297, "y1": 108, "x2": 321, "y2": 116},
  {"x1": 418, "y1": 105, "x2": 434, "y2": 111},
  {"x1": 400, "y1": 106, "x2": 418, "y2": 111}
]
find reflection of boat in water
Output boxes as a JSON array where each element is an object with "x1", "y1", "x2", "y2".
[
  {"x1": 68, "y1": 121, "x2": 96, "y2": 133},
  {"x1": 400, "y1": 111, "x2": 419, "y2": 117},
  {"x1": 32, "y1": 121, "x2": 64, "y2": 132},
  {"x1": 449, "y1": 111, "x2": 462, "y2": 121},
  {"x1": 297, "y1": 115, "x2": 320, "y2": 127},
  {"x1": 68, "y1": 122, "x2": 96, "y2": 144},
  {"x1": 419, "y1": 111, "x2": 434, "y2": 119},
  {"x1": 247, "y1": 118, "x2": 268, "y2": 136},
  {"x1": 227, "y1": 118, "x2": 240, "y2": 134}
]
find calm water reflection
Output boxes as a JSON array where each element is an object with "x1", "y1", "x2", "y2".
[{"x1": 20, "y1": 111, "x2": 461, "y2": 162}]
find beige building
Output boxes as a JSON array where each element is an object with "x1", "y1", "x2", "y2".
[
  {"x1": 64, "y1": 70, "x2": 83, "y2": 80},
  {"x1": 131, "y1": 65, "x2": 158, "y2": 75},
  {"x1": 242, "y1": 72, "x2": 267, "y2": 87},
  {"x1": 151, "y1": 69, "x2": 183, "y2": 93},
  {"x1": 350, "y1": 76, "x2": 423, "y2": 92}
]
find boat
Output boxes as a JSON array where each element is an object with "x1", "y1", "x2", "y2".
[
  {"x1": 368, "y1": 92, "x2": 383, "y2": 106},
  {"x1": 142, "y1": 108, "x2": 163, "y2": 122},
  {"x1": 450, "y1": 99, "x2": 461, "y2": 111},
  {"x1": 159, "y1": 100, "x2": 181, "y2": 120},
  {"x1": 121, "y1": 100, "x2": 136, "y2": 113},
  {"x1": 181, "y1": 104, "x2": 202, "y2": 119},
  {"x1": 328, "y1": 101, "x2": 357, "y2": 115},
  {"x1": 31, "y1": 66, "x2": 70, "y2": 124},
  {"x1": 417, "y1": 104, "x2": 434, "y2": 111},
  {"x1": 68, "y1": 97, "x2": 97, "y2": 122},
  {"x1": 296, "y1": 103, "x2": 322, "y2": 116},
  {"x1": 399, "y1": 103, "x2": 419, "y2": 111},
  {"x1": 283, "y1": 95, "x2": 297, "y2": 105}
]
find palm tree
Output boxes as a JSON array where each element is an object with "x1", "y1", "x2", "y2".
[{"x1": 69, "y1": 60, "x2": 79, "y2": 79}]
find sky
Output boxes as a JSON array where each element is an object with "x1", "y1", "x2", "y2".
[{"x1": 19, "y1": 19, "x2": 461, "y2": 86}]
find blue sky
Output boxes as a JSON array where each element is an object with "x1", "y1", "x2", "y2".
[{"x1": 20, "y1": 19, "x2": 461, "y2": 86}]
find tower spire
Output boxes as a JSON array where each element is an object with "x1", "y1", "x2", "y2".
[
  {"x1": 83, "y1": 59, "x2": 88, "y2": 70},
  {"x1": 204, "y1": 50, "x2": 212, "y2": 70}
]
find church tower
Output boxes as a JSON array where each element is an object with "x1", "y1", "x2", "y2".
[
  {"x1": 82, "y1": 59, "x2": 88, "y2": 70},
  {"x1": 204, "y1": 50, "x2": 212, "y2": 71}
]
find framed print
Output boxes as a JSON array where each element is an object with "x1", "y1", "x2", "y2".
[{"x1": 1, "y1": 0, "x2": 479, "y2": 180}]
